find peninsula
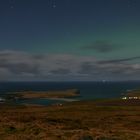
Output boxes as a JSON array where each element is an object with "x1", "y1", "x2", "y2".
[{"x1": 14, "y1": 89, "x2": 80, "y2": 99}]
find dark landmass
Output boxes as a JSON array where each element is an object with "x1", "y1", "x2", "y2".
[
  {"x1": 14, "y1": 89, "x2": 80, "y2": 99},
  {"x1": 126, "y1": 89, "x2": 140, "y2": 97},
  {"x1": 0, "y1": 99, "x2": 140, "y2": 140}
]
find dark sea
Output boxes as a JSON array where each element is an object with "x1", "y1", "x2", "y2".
[{"x1": 0, "y1": 81, "x2": 140, "y2": 105}]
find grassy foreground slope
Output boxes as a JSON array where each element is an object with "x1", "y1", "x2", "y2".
[{"x1": 0, "y1": 100, "x2": 140, "y2": 140}]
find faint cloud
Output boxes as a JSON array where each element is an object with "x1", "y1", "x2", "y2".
[
  {"x1": 82, "y1": 40, "x2": 121, "y2": 53},
  {"x1": 0, "y1": 50, "x2": 140, "y2": 81},
  {"x1": 98, "y1": 56, "x2": 140, "y2": 64},
  {"x1": 50, "y1": 68, "x2": 71, "y2": 75}
]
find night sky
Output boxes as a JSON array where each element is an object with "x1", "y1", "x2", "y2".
[{"x1": 0, "y1": 0, "x2": 140, "y2": 81}]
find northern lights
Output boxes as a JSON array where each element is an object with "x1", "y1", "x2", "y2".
[{"x1": 0, "y1": 0, "x2": 140, "y2": 81}]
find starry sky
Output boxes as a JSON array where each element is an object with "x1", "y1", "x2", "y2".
[{"x1": 0, "y1": 0, "x2": 140, "y2": 81}]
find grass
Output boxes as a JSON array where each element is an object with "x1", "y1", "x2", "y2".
[
  {"x1": 14, "y1": 89, "x2": 80, "y2": 99},
  {"x1": 0, "y1": 99, "x2": 140, "y2": 140}
]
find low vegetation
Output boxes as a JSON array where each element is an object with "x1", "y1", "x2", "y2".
[
  {"x1": 14, "y1": 89, "x2": 80, "y2": 99},
  {"x1": 0, "y1": 99, "x2": 140, "y2": 140}
]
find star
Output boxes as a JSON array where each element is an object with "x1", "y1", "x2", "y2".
[
  {"x1": 128, "y1": 0, "x2": 131, "y2": 8},
  {"x1": 52, "y1": 4, "x2": 56, "y2": 8},
  {"x1": 50, "y1": 0, "x2": 56, "y2": 9},
  {"x1": 127, "y1": 0, "x2": 136, "y2": 8},
  {"x1": 10, "y1": 5, "x2": 14, "y2": 9},
  {"x1": 9, "y1": 0, "x2": 15, "y2": 9}
]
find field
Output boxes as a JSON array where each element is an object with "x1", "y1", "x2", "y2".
[{"x1": 0, "y1": 99, "x2": 140, "y2": 140}]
